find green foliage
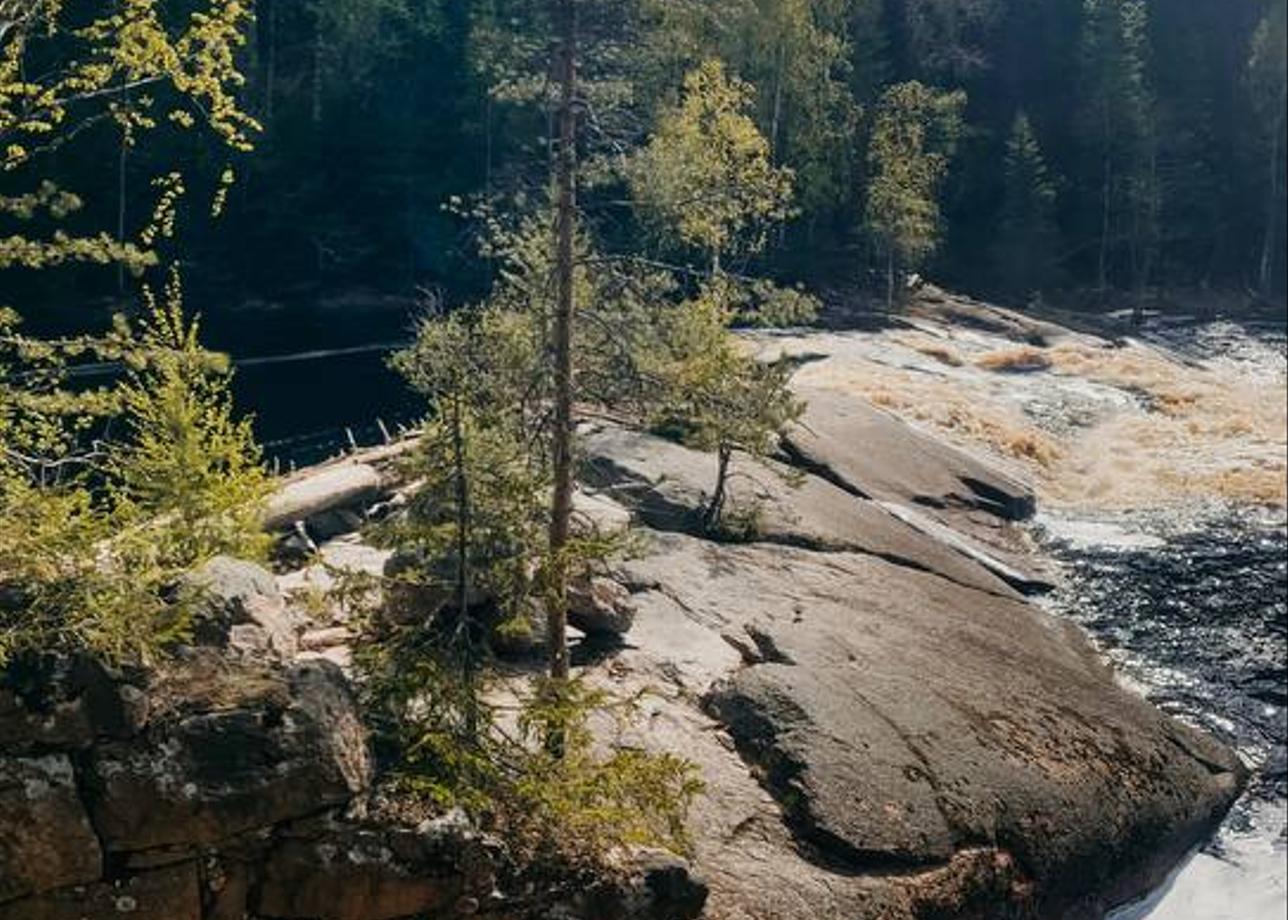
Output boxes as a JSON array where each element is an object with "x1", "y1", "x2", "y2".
[
  {"x1": 645, "y1": 279, "x2": 804, "y2": 530},
  {"x1": 994, "y1": 112, "x2": 1062, "y2": 298},
  {"x1": 109, "y1": 271, "x2": 271, "y2": 569},
  {"x1": 0, "y1": 280, "x2": 268, "y2": 665},
  {"x1": 864, "y1": 80, "x2": 966, "y2": 303},
  {"x1": 629, "y1": 59, "x2": 795, "y2": 271},
  {"x1": 0, "y1": 0, "x2": 257, "y2": 273},
  {"x1": 0, "y1": 1, "x2": 263, "y2": 666},
  {"x1": 638, "y1": 0, "x2": 860, "y2": 220},
  {"x1": 359, "y1": 634, "x2": 704, "y2": 863},
  {"x1": 1077, "y1": 0, "x2": 1158, "y2": 292},
  {"x1": 512, "y1": 677, "x2": 703, "y2": 860}
]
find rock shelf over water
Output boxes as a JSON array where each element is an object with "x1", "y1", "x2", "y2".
[{"x1": 2, "y1": 292, "x2": 1272, "y2": 920}]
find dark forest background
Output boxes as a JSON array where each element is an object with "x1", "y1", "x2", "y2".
[{"x1": 5, "y1": 0, "x2": 1286, "y2": 340}]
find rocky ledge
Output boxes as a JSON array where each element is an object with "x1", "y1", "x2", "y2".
[
  {"x1": 0, "y1": 297, "x2": 1248, "y2": 920},
  {"x1": 0, "y1": 648, "x2": 703, "y2": 920}
]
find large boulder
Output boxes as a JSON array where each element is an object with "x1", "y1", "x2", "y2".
[
  {"x1": 782, "y1": 388, "x2": 1035, "y2": 520},
  {"x1": 568, "y1": 576, "x2": 636, "y2": 637},
  {"x1": 580, "y1": 423, "x2": 1017, "y2": 598},
  {"x1": 0, "y1": 862, "x2": 200, "y2": 920},
  {"x1": 85, "y1": 660, "x2": 371, "y2": 854},
  {"x1": 180, "y1": 556, "x2": 299, "y2": 659},
  {"x1": 781, "y1": 388, "x2": 1055, "y2": 592},
  {"x1": 0, "y1": 755, "x2": 102, "y2": 903},
  {"x1": 610, "y1": 534, "x2": 1242, "y2": 918},
  {"x1": 255, "y1": 812, "x2": 497, "y2": 920}
]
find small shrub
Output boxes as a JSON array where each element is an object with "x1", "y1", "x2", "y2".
[{"x1": 358, "y1": 622, "x2": 703, "y2": 866}]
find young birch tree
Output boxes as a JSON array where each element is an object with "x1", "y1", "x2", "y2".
[{"x1": 864, "y1": 80, "x2": 965, "y2": 308}]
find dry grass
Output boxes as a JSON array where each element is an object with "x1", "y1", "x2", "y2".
[
  {"x1": 976, "y1": 347, "x2": 1053, "y2": 373},
  {"x1": 913, "y1": 343, "x2": 965, "y2": 367}
]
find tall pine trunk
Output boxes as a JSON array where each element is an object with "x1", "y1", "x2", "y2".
[
  {"x1": 449, "y1": 394, "x2": 478, "y2": 739},
  {"x1": 1098, "y1": 153, "x2": 1112, "y2": 296},
  {"x1": 1259, "y1": 100, "x2": 1285, "y2": 294},
  {"x1": 547, "y1": 0, "x2": 577, "y2": 684}
]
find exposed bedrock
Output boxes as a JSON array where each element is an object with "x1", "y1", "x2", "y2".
[{"x1": 584, "y1": 413, "x2": 1242, "y2": 919}]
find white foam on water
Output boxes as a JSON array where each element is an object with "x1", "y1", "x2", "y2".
[{"x1": 1109, "y1": 800, "x2": 1288, "y2": 920}]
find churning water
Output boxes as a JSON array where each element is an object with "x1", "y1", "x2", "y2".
[{"x1": 1036, "y1": 321, "x2": 1287, "y2": 920}]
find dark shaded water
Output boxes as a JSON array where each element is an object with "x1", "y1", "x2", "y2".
[
  {"x1": 1040, "y1": 509, "x2": 1287, "y2": 918},
  {"x1": 1044, "y1": 515, "x2": 1287, "y2": 800},
  {"x1": 209, "y1": 297, "x2": 421, "y2": 467}
]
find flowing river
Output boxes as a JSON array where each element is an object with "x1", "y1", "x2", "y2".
[
  {"x1": 1040, "y1": 509, "x2": 1287, "y2": 920},
  {"x1": 1034, "y1": 320, "x2": 1287, "y2": 920}
]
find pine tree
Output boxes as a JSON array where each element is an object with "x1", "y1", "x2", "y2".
[
  {"x1": 994, "y1": 112, "x2": 1062, "y2": 299},
  {"x1": 1077, "y1": 0, "x2": 1158, "y2": 303},
  {"x1": 644, "y1": 279, "x2": 803, "y2": 534},
  {"x1": 1249, "y1": 0, "x2": 1287, "y2": 295},
  {"x1": 110, "y1": 272, "x2": 271, "y2": 570},
  {"x1": 0, "y1": 1, "x2": 263, "y2": 664}
]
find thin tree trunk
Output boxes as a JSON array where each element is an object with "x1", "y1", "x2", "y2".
[
  {"x1": 770, "y1": 43, "x2": 785, "y2": 159},
  {"x1": 116, "y1": 80, "x2": 128, "y2": 297},
  {"x1": 449, "y1": 394, "x2": 478, "y2": 739},
  {"x1": 312, "y1": 16, "x2": 324, "y2": 126},
  {"x1": 1259, "y1": 101, "x2": 1285, "y2": 294},
  {"x1": 770, "y1": 43, "x2": 786, "y2": 249},
  {"x1": 1098, "y1": 153, "x2": 1112, "y2": 296},
  {"x1": 704, "y1": 445, "x2": 731, "y2": 532},
  {"x1": 547, "y1": 0, "x2": 577, "y2": 685},
  {"x1": 265, "y1": 0, "x2": 277, "y2": 124},
  {"x1": 886, "y1": 249, "x2": 895, "y2": 311}
]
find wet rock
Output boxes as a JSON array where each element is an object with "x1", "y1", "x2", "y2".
[
  {"x1": 0, "y1": 755, "x2": 102, "y2": 903},
  {"x1": 0, "y1": 862, "x2": 200, "y2": 920},
  {"x1": 86, "y1": 660, "x2": 370, "y2": 853},
  {"x1": 568, "y1": 576, "x2": 636, "y2": 637},
  {"x1": 0, "y1": 652, "x2": 147, "y2": 754}
]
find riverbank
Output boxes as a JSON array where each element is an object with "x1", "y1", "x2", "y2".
[
  {"x1": 3, "y1": 289, "x2": 1276, "y2": 920},
  {"x1": 267, "y1": 292, "x2": 1270, "y2": 917}
]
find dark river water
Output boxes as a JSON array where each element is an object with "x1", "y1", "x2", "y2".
[
  {"x1": 1034, "y1": 320, "x2": 1287, "y2": 920},
  {"x1": 1039, "y1": 510, "x2": 1287, "y2": 919},
  {"x1": 210, "y1": 297, "x2": 421, "y2": 467}
]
